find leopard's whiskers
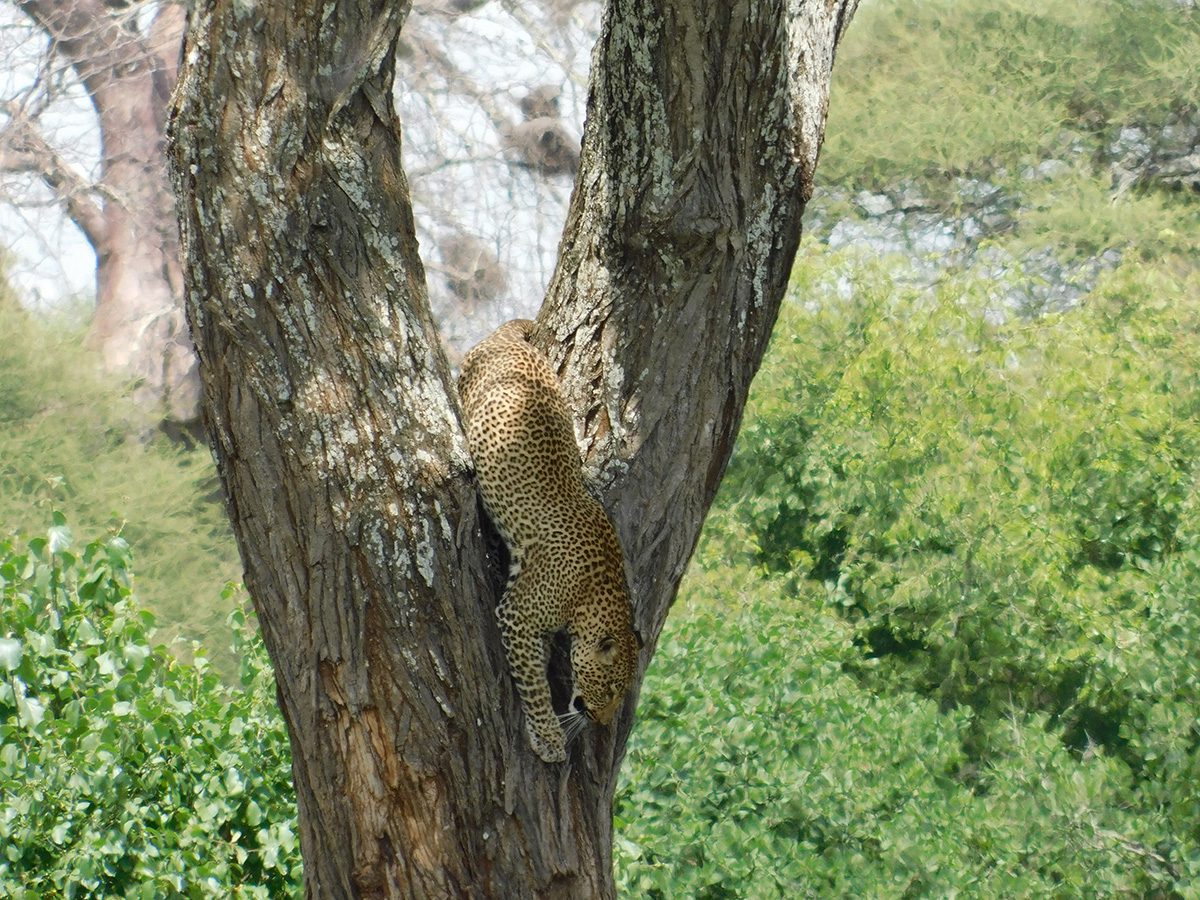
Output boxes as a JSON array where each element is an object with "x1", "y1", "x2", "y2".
[{"x1": 557, "y1": 709, "x2": 589, "y2": 743}]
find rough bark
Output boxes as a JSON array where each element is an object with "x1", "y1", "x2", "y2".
[
  {"x1": 169, "y1": 0, "x2": 857, "y2": 896},
  {"x1": 9, "y1": 0, "x2": 198, "y2": 423}
]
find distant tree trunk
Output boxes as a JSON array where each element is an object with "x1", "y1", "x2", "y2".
[
  {"x1": 169, "y1": 0, "x2": 857, "y2": 896},
  {"x1": 7, "y1": 0, "x2": 198, "y2": 424}
]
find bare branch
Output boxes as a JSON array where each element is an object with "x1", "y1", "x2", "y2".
[
  {"x1": 16, "y1": 0, "x2": 151, "y2": 101},
  {"x1": 405, "y1": 31, "x2": 515, "y2": 137},
  {"x1": 499, "y1": 0, "x2": 593, "y2": 86},
  {"x1": 0, "y1": 102, "x2": 106, "y2": 249}
]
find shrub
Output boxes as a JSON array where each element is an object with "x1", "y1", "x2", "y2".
[
  {"x1": 664, "y1": 247, "x2": 1200, "y2": 892},
  {"x1": 0, "y1": 519, "x2": 300, "y2": 897},
  {"x1": 0, "y1": 302, "x2": 241, "y2": 676},
  {"x1": 721, "y1": 250, "x2": 1200, "y2": 724},
  {"x1": 615, "y1": 584, "x2": 1186, "y2": 897}
]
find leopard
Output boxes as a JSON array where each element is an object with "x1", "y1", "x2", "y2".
[{"x1": 458, "y1": 319, "x2": 642, "y2": 763}]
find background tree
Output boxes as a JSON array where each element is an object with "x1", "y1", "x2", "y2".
[
  {"x1": 1, "y1": 0, "x2": 195, "y2": 423},
  {"x1": 169, "y1": 1, "x2": 856, "y2": 897},
  {"x1": 0, "y1": 0, "x2": 599, "y2": 426}
]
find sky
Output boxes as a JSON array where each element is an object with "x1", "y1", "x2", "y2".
[{"x1": 0, "y1": 3, "x2": 100, "y2": 308}]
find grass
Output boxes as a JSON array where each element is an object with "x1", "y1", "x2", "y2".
[
  {"x1": 822, "y1": 0, "x2": 1200, "y2": 189},
  {"x1": 1012, "y1": 169, "x2": 1200, "y2": 261}
]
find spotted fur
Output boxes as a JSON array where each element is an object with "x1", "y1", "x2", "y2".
[{"x1": 458, "y1": 319, "x2": 641, "y2": 763}]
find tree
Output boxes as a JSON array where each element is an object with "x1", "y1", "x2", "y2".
[
  {"x1": 168, "y1": 0, "x2": 858, "y2": 895},
  {"x1": 2, "y1": 0, "x2": 196, "y2": 423}
]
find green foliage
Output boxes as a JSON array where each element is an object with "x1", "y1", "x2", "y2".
[
  {"x1": 616, "y1": 589, "x2": 1185, "y2": 897},
  {"x1": 723, "y1": 250, "x2": 1200, "y2": 738},
  {"x1": 0, "y1": 302, "x2": 241, "y2": 674},
  {"x1": 0, "y1": 522, "x2": 300, "y2": 896},
  {"x1": 1012, "y1": 170, "x2": 1200, "y2": 261},
  {"x1": 823, "y1": 0, "x2": 1200, "y2": 189},
  {"x1": 627, "y1": 246, "x2": 1200, "y2": 894}
]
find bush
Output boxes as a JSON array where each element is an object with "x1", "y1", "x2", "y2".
[
  {"x1": 721, "y1": 251, "x2": 1200, "y2": 741},
  {"x1": 616, "y1": 585, "x2": 1186, "y2": 897},
  {"x1": 650, "y1": 247, "x2": 1200, "y2": 892},
  {"x1": 0, "y1": 519, "x2": 300, "y2": 897}
]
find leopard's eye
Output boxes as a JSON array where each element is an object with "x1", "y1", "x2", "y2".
[{"x1": 598, "y1": 634, "x2": 615, "y2": 653}]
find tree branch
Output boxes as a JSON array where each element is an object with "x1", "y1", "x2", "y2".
[
  {"x1": 405, "y1": 31, "x2": 515, "y2": 139},
  {"x1": 16, "y1": 0, "x2": 153, "y2": 103},
  {"x1": 0, "y1": 103, "x2": 107, "y2": 250}
]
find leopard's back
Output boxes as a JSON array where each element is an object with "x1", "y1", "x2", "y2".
[{"x1": 459, "y1": 319, "x2": 587, "y2": 553}]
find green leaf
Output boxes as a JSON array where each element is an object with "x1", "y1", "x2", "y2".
[
  {"x1": 48, "y1": 524, "x2": 73, "y2": 555},
  {"x1": 0, "y1": 638, "x2": 22, "y2": 671}
]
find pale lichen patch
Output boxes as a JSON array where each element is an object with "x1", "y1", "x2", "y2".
[
  {"x1": 414, "y1": 519, "x2": 436, "y2": 588},
  {"x1": 428, "y1": 647, "x2": 449, "y2": 684}
]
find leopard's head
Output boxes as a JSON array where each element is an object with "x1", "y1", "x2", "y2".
[{"x1": 570, "y1": 614, "x2": 643, "y2": 725}]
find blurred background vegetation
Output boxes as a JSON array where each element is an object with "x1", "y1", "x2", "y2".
[
  {"x1": 823, "y1": 0, "x2": 1200, "y2": 191},
  {"x1": 0, "y1": 295, "x2": 241, "y2": 672},
  {"x1": 2, "y1": 0, "x2": 1199, "y2": 894}
]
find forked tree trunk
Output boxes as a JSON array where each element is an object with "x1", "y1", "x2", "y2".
[{"x1": 168, "y1": 0, "x2": 857, "y2": 895}]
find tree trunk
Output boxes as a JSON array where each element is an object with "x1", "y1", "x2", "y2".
[
  {"x1": 87, "y1": 0, "x2": 195, "y2": 424},
  {"x1": 168, "y1": 0, "x2": 857, "y2": 895},
  {"x1": 13, "y1": 0, "x2": 198, "y2": 424}
]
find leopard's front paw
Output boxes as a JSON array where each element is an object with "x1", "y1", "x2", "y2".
[{"x1": 528, "y1": 722, "x2": 567, "y2": 763}]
